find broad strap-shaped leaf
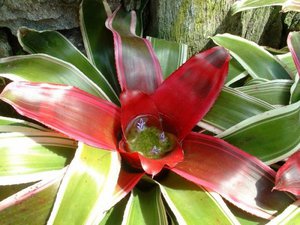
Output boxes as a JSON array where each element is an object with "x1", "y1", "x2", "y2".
[
  {"x1": 201, "y1": 87, "x2": 274, "y2": 133},
  {"x1": 17, "y1": 27, "x2": 119, "y2": 104},
  {"x1": 106, "y1": 6, "x2": 163, "y2": 94},
  {"x1": 171, "y1": 132, "x2": 293, "y2": 219},
  {"x1": 277, "y1": 53, "x2": 298, "y2": 79},
  {"x1": 147, "y1": 36, "x2": 188, "y2": 79},
  {"x1": 158, "y1": 172, "x2": 240, "y2": 225},
  {"x1": 288, "y1": 31, "x2": 300, "y2": 76},
  {"x1": 212, "y1": 33, "x2": 291, "y2": 80},
  {"x1": 152, "y1": 47, "x2": 230, "y2": 140},
  {"x1": 274, "y1": 151, "x2": 300, "y2": 195},
  {"x1": 218, "y1": 100, "x2": 300, "y2": 164},
  {"x1": 236, "y1": 79, "x2": 293, "y2": 106},
  {"x1": 47, "y1": 143, "x2": 121, "y2": 225},
  {"x1": 0, "y1": 54, "x2": 108, "y2": 99},
  {"x1": 290, "y1": 75, "x2": 300, "y2": 103},
  {"x1": 282, "y1": 0, "x2": 300, "y2": 12},
  {"x1": 1, "y1": 81, "x2": 120, "y2": 150},
  {"x1": 231, "y1": 0, "x2": 286, "y2": 14},
  {"x1": 0, "y1": 130, "x2": 75, "y2": 185},
  {"x1": 122, "y1": 186, "x2": 168, "y2": 225},
  {"x1": 266, "y1": 200, "x2": 300, "y2": 225},
  {"x1": 0, "y1": 169, "x2": 64, "y2": 225},
  {"x1": 80, "y1": 0, "x2": 120, "y2": 94}
]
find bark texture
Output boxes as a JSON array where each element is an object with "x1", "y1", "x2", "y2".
[{"x1": 145, "y1": 0, "x2": 284, "y2": 55}]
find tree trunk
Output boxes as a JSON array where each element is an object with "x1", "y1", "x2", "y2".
[{"x1": 145, "y1": 0, "x2": 283, "y2": 55}]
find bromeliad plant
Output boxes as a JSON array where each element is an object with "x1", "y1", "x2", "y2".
[{"x1": 0, "y1": 0, "x2": 299, "y2": 224}]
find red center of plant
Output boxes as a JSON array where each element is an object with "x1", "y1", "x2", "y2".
[{"x1": 125, "y1": 115, "x2": 176, "y2": 159}]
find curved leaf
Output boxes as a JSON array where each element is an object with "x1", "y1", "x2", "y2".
[
  {"x1": 0, "y1": 169, "x2": 64, "y2": 225},
  {"x1": 147, "y1": 37, "x2": 188, "y2": 79},
  {"x1": 236, "y1": 80, "x2": 293, "y2": 106},
  {"x1": 226, "y1": 58, "x2": 248, "y2": 87},
  {"x1": 80, "y1": 0, "x2": 120, "y2": 94},
  {"x1": 0, "y1": 131, "x2": 75, "y2": 185},
  {"x1": 1, "y1": 81, "x2": 121, "y2": 150},
  {"x1": 231, "y1": 0, "x2": 286, "y2": 14},
  {"x1": 267, "y1": 200, "x2": 300, "y2": 225},
  {"x1": 201, "y1": 87, "x2": 274, "y2": 133},
  {"x1": 47, "y1": 143, "x2": 121, "y2": 225},
  {"x1": 0, "y1": 54, "x2": 108, "y2": 99},
  {"x1": 274, "y1": 151, "x2": 300, "y2": 195},
  {"x1": 212, "y1": 33, "x2": 291, "y2": 80},
  {"x1": 122, "y1": 186, "x2": 168, "y2": 225},
  {"x1": 172, "y1": 132, "x2": 293, "y2": 219},
  {"x1": 0, "y1": 116, "x2": 48, "y2": 132},
  {"x1": 290, "y1": 75, "x2": 300, "y2": 103},
  {"x1": 277, "y1": 53, "x2": 297, "y2": 79},
  {"x1": 152, "y1": 47, "x2": 230, "y2": 139},
  {"x1": 17, "y1": 27, "x2": 119, "y2": 104},
  {"x1": 288, "y1": 31, "x2": 300, "y2": 75},
  {"x1": 218, "y1": 100, "x2": 300, "y2": 164},
  {"x1": 158, "y1": 172, "x2": 239, "y2": 225},
  {"x1": 106, "y1": 6, "x2": 163, "y2": 94}
]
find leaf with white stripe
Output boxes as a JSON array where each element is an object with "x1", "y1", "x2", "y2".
[
  {"x1": 158, "y1": 172, "x2": 239, "y2": 225},
  {"x1": 47, "y1": 143, "x2": 121, "y2": 225},
  {"x1": 122, "y1": 186, "x2": 168, "y2": 225},
  {"x1": 267, "y1": 200, "x2": 300, "y2": 225}
]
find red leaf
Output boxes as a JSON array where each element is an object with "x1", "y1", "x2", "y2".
[
  {"x1": 152, "y1": 47, "x2": 230, "y2": 140},
  {"x1": 110, "y1": 167, "x2": 144, "y2": 207},
  {"x1": 275, "y1": 151, "x2": 300, "y2": 195},
  {"x1": 171, "y1": 132, "x2": 293, "y2": 219},
  {"x1": 288, "y1": 32, "x2": 300, "y2": 76},
  {"x1": 0, "y1": 81, "x2": 120, "y2": 150},
  {"x1": 106, "y1": 7, "x2": 163, "y2": 94}
]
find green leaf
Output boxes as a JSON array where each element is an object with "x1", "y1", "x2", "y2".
[
  {"x1": 147, "y1": 36, "x2": 188, "y2": 79},
  {"x1": 99, "y1": 196, "x2": 129, "y2": 225},
  {"x1": 0, "y1": 130, "x2": 75, "y2": 185},
  {"x1": 277, "y1": 53, "x2": 298, "y2": 79},
  {"x1": 0, "y1": 54, "x2": 109, "y2": 99},
  {"x1": 17, "y1": 28, "x2": 119, "y2": 104},
  {"x1": 158, "y1": 172, "x2": 239, "y2": 225},
  {"x1": 212, "y1": 33, "x2": 291, "y2": 80},
  {"x1": 0, "y1": 116, "x2": 48, "y2": 132},
  {"x1": 48, "y1": 143, "x2": 121, "y2": 225},
  {"x1": 218, "y1": 100, "x2": 300, "y2": 164},
  {"x1": 231, "y1": 0, "x2": 286, "y2": 14},
  {"x1": 266, "y1": 200, "x2": 300, "y2": 225},
  {"x1": 236, "y1": 80, "x2": 293, "y2": 106},
  {"x1": 0, "y1": 170, "x2": 63, "y2": 225},
  {"x1": 80, "y1": 0, "x2": 120, "y2": 94},
  {"x1": 290, "y1": 75, "x2": 300, "y2": 103},
  {"x1": 122, "y1": 186, "x2": 168, "y2": 225},
  {"x1": 201, "y1": 87, "x2": 274, "y2": 133},
  {"x1": 226, "y1": 58, "x2": 248, "y2": 87}
]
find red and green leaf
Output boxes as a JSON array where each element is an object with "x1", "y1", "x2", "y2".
[
  {"x1": 0, "y1": 81, "x2": 120, "y2": 150},
  {"x1": 171, "y1": 132, "x2": 293, "y2": 219},
  {"x1": 106, "y1": 6, "x2": 163, "y2": 94},
  {"x1": 152, "y1": 47, "x2": 230, "y2": 140},
  {"x1": 288, "y1": 31, "x2": 300, "y2": 76}
]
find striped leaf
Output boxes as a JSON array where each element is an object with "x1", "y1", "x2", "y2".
[
  {"x1": 201, "y1": 87, "x2": 274, "y2": 133},
  {"x1": 236, "y1": 80, "x2": 293, "y2": 106},
  {"x1": 147, "y1": 36, "x2": 188, "y2": 79},
  {"x1": 290, "y1": 75, "x2": 300, "y2": 103},
  {"x1": 212, "y1": 33, "x2": 291, "y2": 80},
  {"x1": 47, "y1": 143, "x2": 121, "y2": 225},
  {"x1": 267, "y1": 200, "x2": 300, "y2": 225},
  {"x1": 122, "y1": 186, "x2": 168, "y2": 225},
  {"x1": 158, "y1": 172, "x2": 239, "y2": 225},
  {"x1": 218, "y1": 100, "x2": 300, "y2": 164},
  {"x1": 0, "y1": 130, "x2": 75, "y2": 185},
  {"x1": 0, "y1": 169, "x2": 64, "y2": 225},
  {"x1": 0, "y1": 54, "x2": 107, "y2": 99},
  {"x1": 17, "y1": 27, "x2": 119, "y2": 104}
]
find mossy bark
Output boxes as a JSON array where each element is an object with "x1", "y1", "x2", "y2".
[{"x1": 145, "y1": 0, "x2": 283, "y2": 55}]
